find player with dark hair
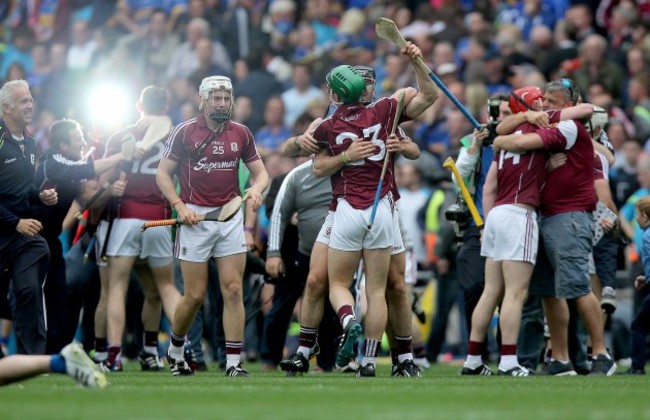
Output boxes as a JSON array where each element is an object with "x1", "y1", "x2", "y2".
[
  {"x1": 310, "y1": 42, "x2": 438, "y2": 377},
  {"x1": 33, "y1": 117, "x2": 127, "y2": 354},
  {"x1": 158, "y1": 76, "x2": 269, "y2": 377},
  {"x1": 279, "y1": 59, "x2": 428, "y2": 377},
  {"x1": 98, "y1": 85, "x2": 182, "y2": 371}
]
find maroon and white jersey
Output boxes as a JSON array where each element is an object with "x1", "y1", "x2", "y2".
[
  {"x1": 105, "y1": 125, "x2": 170, "y2": 220},
  {"x1": 314, "y1": 97, "x2": 405, "y2": 210},
  {"x1": 163, "y1": 113, "x2": 260, "y2": 206},
  {"x1": 536, "y1": 110, "x2": 597, "y2": 215},
  {"x1": 594, "y1": 152, "x2": 609, "y2": 181},
  {"x1": 494, "y1": 123, "x2": 547, "y2": 207}
]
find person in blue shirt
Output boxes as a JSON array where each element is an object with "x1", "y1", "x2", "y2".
[{"x1": 627, "y1": 196, "x2": 650, "y2": 374}]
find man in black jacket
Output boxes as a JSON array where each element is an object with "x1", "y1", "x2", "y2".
[
  {"x1": 0, "y1": 79, "x2": 57, "y2": 354},
  {"x1": 32, "y1": 119, "x2": 125, "y2": 353}
]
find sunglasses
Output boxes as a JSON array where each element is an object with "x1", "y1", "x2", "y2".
[{"x1": 559, "y1": 78, "x2": 579, "y2": 103}]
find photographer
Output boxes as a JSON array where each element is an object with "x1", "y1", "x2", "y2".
[{"x1": 448, "y1": 97, "x2": 511, "y2": 343}]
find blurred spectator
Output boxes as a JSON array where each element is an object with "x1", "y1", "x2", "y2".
[
  {"x1": 255, "y1": 96, "x2": 292, "y2": 155},
  {"x1": 66, "y1": 20, "x2": 97, "y2": 71},
  {"x1": 0, "y1": 25, "x2": 34, "y2": 80},
  {"x1": 221, "y1": 0, "x2": 264, "y2": 63},
  {"x1": 106, "y1": 0, "x2": 187, "y2": 35},
  {"x1": 165, "y1": 17, "x2": 231, "y2": 83},
  {"x1": 39, "y1": 42, "x2": 73, "y2": 118},
  {"x1": 262, "y1": 0, "x2": 297, "y2": 55},
  {"x1": 432, "y1": 42, "x2": 456, "y2": 71},
  {"x1": 188, "y1": 37, "x2": 233, "y2": 90},
  {"x1": 611, "y1": 138, "x2": 643, "y2": 210},
  {"x1": 232, "y1": 95, "x2": 255, "y2": 128},
  {"x1": 235, "y1": 50, "x2": 284, "y2": 133},
  {"x1": 281, "y1": 62, "x2": 324, "y2": 127},
  {"x1": 174, "y1": 0, "x2": 226, "y2": 41},
  {"x1": 26, "y1": 42, "x2": 51, "y2": 100},
  {"x1": 289, "y1": 22, "x2": 321, "y2": 62},
  {"x1": 112, "y1": 8, "x2": 180, "y2": 87},
  {"x1": 455, "y1": 11, "x2": 491, "y2": 65},
  {"x1": 302, "y1": 0, "x2": 339, "y2": 48},
  {"x1": 396, "y1": 162, "x2": 431, "y2": 269},
  {"x1": 4, "y1": 62, "x2": 27, "y2": 83},
  {"x1": 496, "y1": 0, "x2": 556, "y2": 42},
  {"x1": 573, "y1": 34, "x2": 626, "y2": 103},
  {"x1": 564, "y1": 3, "x2": 595, "y2": 44},
  {"x1": 627, "y1": 73, "x2": 650, "y2": 143}
]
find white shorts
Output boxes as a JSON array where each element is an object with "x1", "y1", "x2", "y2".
[
  {"x1": 317, "y1": 207, "x2": 403, "y2": 255},
  {"x1": 315, "y1": 211, "x2": 335, "y2": 245},
  {"x1": 392, "y1": 206, "x2": 405, "y2": 255},
  {"x1": 481, "y1": 204, "x2": 538, "y2": 264},
  {"x1": 104, "y1": 218, "x2": 173, "y2": 267},
  {"x1": 404, "y1": 249, "x2": 417, "y2": 285},
  {"x1": 95, "y1": 220, "x2": 109, "y2": 268},
  {"x1": 329, "y1": 197, "x2": 394, "y2": 252},
  {"x1": 174, "y1": 203, "x2": 247, "y2": 262}
]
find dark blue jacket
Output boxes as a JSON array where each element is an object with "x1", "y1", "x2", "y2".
[{"x1": 0, "y1": 119, "x2": 40, "y2": 251}]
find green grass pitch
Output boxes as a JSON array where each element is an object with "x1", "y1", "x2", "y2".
[{"x1": 1, "y1": 361, "x2": 648, "y2": 420}]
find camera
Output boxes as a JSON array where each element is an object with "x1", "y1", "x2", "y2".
[
  {"x1": 445, "y1": 202, "x2": 471, "y2": 226},
  {"x1": 485, "y1": 97, "x2": 502, "y2": 145}
]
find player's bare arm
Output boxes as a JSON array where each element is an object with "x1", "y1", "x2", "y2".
[
  {"x1": 283, "y1": 118, "x2": 322, "y2": 157},
  {"x1": 482, "y1": 162, "x2": 498, "y2": 216},
  {"x1": 386, "y1": 134, "x2": 420, "y2": 160},
  {"x1": 559, "y1": 103, "x2": 594, "y2": 122},
  {"x1": 312, "y1": 138, "x2": 375, "y2": 178},
  {"x1": 92, "y1": 152, "x2": 126, "y2": 175},
  {"x1": 156, "y1": 156, "x2": 197, "y2": 224},
  {"x1": 494, "y1": 132, "x2": 543, "y2": 154},
  {"x1": 496, "y1": 111, "x2": 549, "y2": 135},
  {"x1": 401, "y1": 44, "x2": 438, "y2": 119},
  {"x1": 243, "y1": 159, "x2": 269, "y2": 212}
]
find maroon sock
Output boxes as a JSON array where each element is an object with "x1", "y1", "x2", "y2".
[
  {"x1": 225, "y1": 341, "x2": 243, "y2": 356},
  {"x1": 395, "y1": 335, "x2": 412, "y2": 356},
  {"x1": 467, "y1": 340, "x2": 484, "y2": 356},
  {"x1": 299, "y1": 326, "x2": 317, "y2": 349},
  {"x1": 107, "y1": 345, "x2": 121, "y2": 363},
  {"x1": 336, "y1": 305, "x2": 355, "y2": 326},
  {"x1": 94, "y1": 337, "x2": 107, "y2": 353},
  {"x1": 144, "y1": 331, "x2": 158, "y2": 348},
  {"x1": 170, "y1": 331, "x2": 185, "y2": 348},
  {"x1": 501, "y1": 344, "x2": 517, "y2": 356}
]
